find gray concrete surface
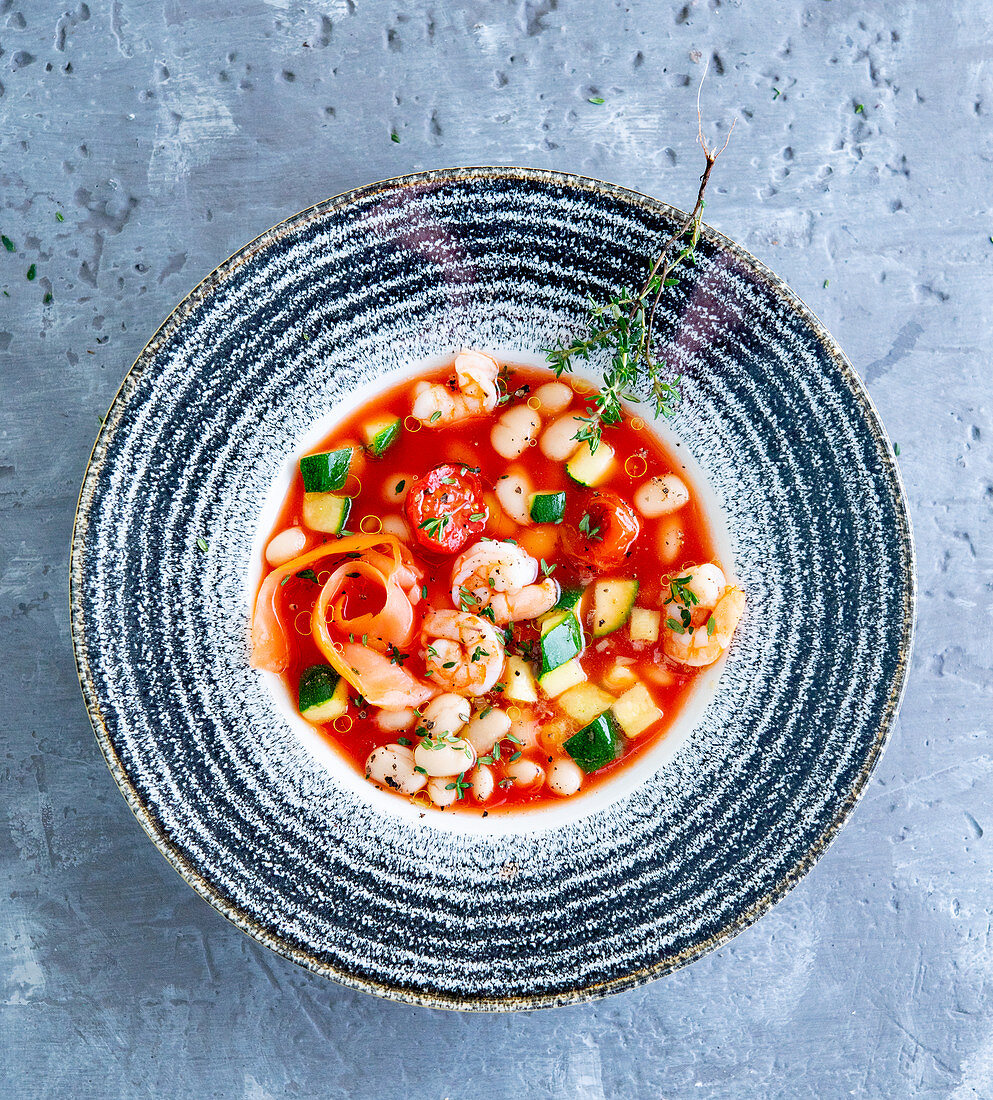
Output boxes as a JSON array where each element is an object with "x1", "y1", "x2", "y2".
[{"x1": 1, "y1": 1, "x2": 991, "y2": 1097}]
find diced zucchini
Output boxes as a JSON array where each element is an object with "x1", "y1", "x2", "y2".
[
  {"x1": 612, "y1": 683, "x2": 663, "y2": 739},
  {"x1": 558, "y1": 682, "x2": 615, "y2": 726},
  {"x1": 565, "y1": 710, "x2": 623, "y2": 773},
  {"x1": 528, "y1": 490, "x2": 566, "y2": 525},
  {"x1": 505, "y1": 655, "x2": 538, "y2": 702},
  {"x1": 363, "y1": 415, "x2": 401, "y2": 456},
  {"x1": 299, "y1": 447, "x2": 352, "y2": 493},
  {"x1": 539, "y1": 610, "x2": 583, "y2": 673},
  {"x1": 302, "y1": 491, "x2": 351, "y2": 534},
  {"x1": 538, "y1": 658, "x2": 586, "y2": 698},
  {"x1": 629, "y1": 607, "x2": 660, "y2": 644},
  {"x1": 553, "y1": 586, "x2": 584, "y2": 614},
  {"x1": 592, "y1": 578, "x2": 639, "y2": 638},
  {"x1": 602, "y1": 661, "x2": 639, "y2": 693},
  {"x1": 298, "y1": 664, "x2": 349, "y2": 723},
  {"x1": 566, "y1": 439, "x2": 615, "y2": 487}
]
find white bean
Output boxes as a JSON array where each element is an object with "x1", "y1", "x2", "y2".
[
  {"x1": 463, "y1": 707, "x2": 512, "y2": 754},
  {"x1": 427, "y1": 775, "x2": 460, "y2": 808},
  {"x1": 547, "y1": 757, "x2": 583, "y2": 797},
  {"x1": 495, "y1": 470, "x2": 532, "y2": 525},
  {"x1": 381, "y1": 513, "x2": 411, "y2": 540},
  {"x1": 365, "y1": 744, "x2": 426, "y2": 795},
  {"x1": 471, "y1": 764, "x2": 495, "y2": 803},
  {"x1": 657, "y1": 516, "x2": 685, "y2": 565},
  {"x1": 265, "y1": 526, "x2": 308, "y2": 566},
  {"x1": 634, "y1": 474, "x2": 690, "y2": 518},
  {"x1": 540, "y1": 414, "x2": 585, "y2": 461},
  {"x1": 685, "y1": 563, "x2": 727, "y2": 607},
  {"x1": 491, "y1": 404, "x2": 540, "y2": 460},
  {"x1": 414, "y1": 737, "x2": 476, "y2": 777},
  {"x1": 421, "y1": 693, "x2": 471, "y2": 737},
  {"x1": 375, "y1": 707, "x2": 416, "y2": 732},
  {"x1": 506, "y1": 757, "x2": 544, "y2": 787},
  {"x1": 532, "y1": 381, "x2": 573, "y2": 414},
  {"x1": 383, "y1": 474, "x2": 412, "y2": 504}
]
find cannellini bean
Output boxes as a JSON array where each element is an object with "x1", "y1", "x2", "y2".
[
  {"x1": 383, "y1": 475, "x2": 412, "y2": 504},
  {"x1": 634, "y1": 474, "x2": 690, "y2": 518},
  {"x1": 643, "y1": 663, "x2": 678, "y2": 688},
  {"x1": 685, "y1": 563, "x2": 727, "y2": 607},
  {"x1": 365, "y1": 743, "x2": 426, "y2": 795},
  {"x1": 414, "y1": 736, "x2": 476, "y2": 777},
  {"x1": 471, "y1": 764, "x2": 495, "y2": 803},
  {"x1": 540, "y1": 414, "x2": 585, "y2": 461},
  {"x1": 265, "y1": 526, "x2": 308, "y2": 566},
  {"x1": 381, "y1": 513, "x2": 411, "y2": 541},
  {"x1": 506, "y1": 757, "x2": 544, "y2": 787},
  {"x1": 547, "y1": 757, "x2": 583, "y2": 797},
  {"x1": 657, "y1": 516, "x2": 685, "y2": 564},
  {"x1": 532, "y1": 381, "x2": 573, "y2": 414},
  {"x1": 420, "y1": 693, "x2": 471, "y2": 737},
  {"x1": 495, "y1": 470, "x2": 532, "y2": 525},
  {"x1": 491, "y1": 404, "x2": 541, "y2": 460},
  {"x1": 463, "y1": 707, "x2": 512, "y2": 754},
  {"x1": 375, "y1": 707, "x2": 417, "y2": 732},
  {"x1": 427, "y1": 775, "x2": 460, "y2": 808}
]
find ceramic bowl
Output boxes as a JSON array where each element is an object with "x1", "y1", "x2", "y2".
[{"x1": 71, "y1": 167, "x2": 915, "y2": 1010}]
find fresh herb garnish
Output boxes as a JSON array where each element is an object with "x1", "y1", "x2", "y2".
[
  {"x1": 388, "y1": 645, "x2": 410, "y2": 666},
  {"x1": 420, "y1": 585, "x2": 428, "y2": 600},
  {"x1": 397, "y1": 736, "x2": 411, "y2": 747},
  {"x1": 394, "y1": 479, "x2": 405, "y2": 494},
  {"x1": 545, "y1": 97, "x2": 732, "y2": 451},
  {"x1": 706, "y1": 616, "x2": 716, "y2": 638},
  {"x1": 418, "y1": 515, "x2": 450, "y2": 539},
  {"x1": 196, "y1": 536, "x2": 208, "y2": 552},
  {"x1": 668, "y1": 574, "x2": 698, "y2": 608},
  {"x1": 444, "y1": 772, "x2": 470, "y2": 797},
  {"x1": 428, "y1": 410, "x2": 442, "y2": 423},
  {"x1": 468, "y1": 512, "x2": 485, "y2": 523},
  {"x1": 578, "y1": 512, "x2": 602, "y2": 541},
  {"x1": 539, "y1": 558, "x2": 556, "y2": 577}
]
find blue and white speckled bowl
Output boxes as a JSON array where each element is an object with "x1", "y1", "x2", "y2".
[{"x1": 71, "y1": 168, "x2": 915, "y2": 1010}]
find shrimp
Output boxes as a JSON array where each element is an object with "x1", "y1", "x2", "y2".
[
  {"x1": 450, "y1": 539, "x2": 558, "y2": 625},
  {"x1": 411, "y1": 350, "x2": 500, "y2": 427},
  {"x1": 661, "y1": 563, "x2": 745, "y2": 667},
  {"x1": 421, "y1": 609, "x2": 506, "y2": 695}
]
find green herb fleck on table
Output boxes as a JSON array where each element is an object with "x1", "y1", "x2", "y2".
[
  {"x1": 588, "y1": 96, "x2": 605, "y2": 105},
  {"x1": 196, "y1": 536, "x2": 209, "y2": 552},
  {"x1": 26, "y1": 264, "x2": 36, "y2": 281},
  {"x1": 823, "y1": 279, "x2": 829, "y2": 289},
  {"x1": 56, "y1": 211, "x2": 64, "y2": 223},
  {"x1": 1, "y1": 235, "x2": 14, "y2": 252},
  {"x1": 855, "y1": 103, "x2": 864, "y2": 114},
  {"x1": 894, "y1": 442, "x2": 901, "y2": 456},
  {"x1": 772, "y1": 87, "x2": 781, "y2": 100},
  {"x1": 390, "y1": 131, "x2": 400, "y2": 143}
]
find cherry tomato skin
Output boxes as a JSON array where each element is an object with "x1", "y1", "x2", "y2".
[
  {"x1": 405, "y1": 463, "x2": 488, "y2": 555},
  {"x1": 564, "y1": 490, "x2": 641, "y2": 571}
]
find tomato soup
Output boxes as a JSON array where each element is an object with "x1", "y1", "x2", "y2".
[{"x1": 251, "y1": 352, "x2": 744, "y2": 815}]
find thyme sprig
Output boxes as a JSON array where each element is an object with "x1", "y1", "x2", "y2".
[{"x1": 545, "y1": 102, "x2": 734, "y2": 452}]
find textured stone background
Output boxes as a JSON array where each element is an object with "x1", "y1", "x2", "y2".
[{"x1": 1, "y1": 1, "x2": 990, "y2": 1097}]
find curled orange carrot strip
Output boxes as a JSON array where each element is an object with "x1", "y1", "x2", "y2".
[{"x1": 250, "y1": 534, "x2": 401, "y2": 673}]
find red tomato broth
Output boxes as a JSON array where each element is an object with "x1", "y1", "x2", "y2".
[{"x1": 259, "y1": 360, "x2": 721, "y2": 814}]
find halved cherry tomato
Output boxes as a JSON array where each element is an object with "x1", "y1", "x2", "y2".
[
  {"x1": 405, "y1": 463, "x2": 488, "y2": 555},
  {"x1": 563, "y1": 490, "x2": 641, "y2": 571}
]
